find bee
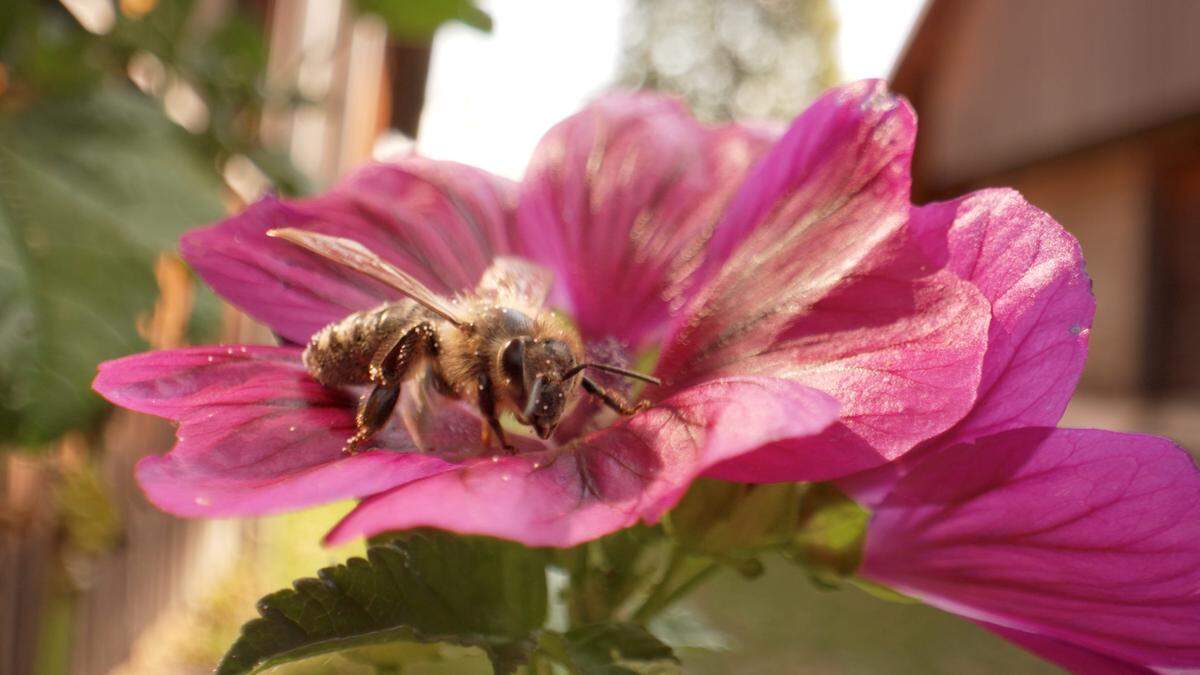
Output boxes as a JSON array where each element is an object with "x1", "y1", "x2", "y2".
[{"x1": 268, "y1": 228, "x2": 659, "y2": 454}]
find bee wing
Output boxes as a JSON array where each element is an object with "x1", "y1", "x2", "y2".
[
  {"x1": 268, "y1": 228, "x2": 467, "y2": 327},
  {"x1": 475, "y1": 256, "x2": 553, "y2": 309}
]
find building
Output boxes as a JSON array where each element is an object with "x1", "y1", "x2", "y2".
[{"x1": 890, "y1": 0, "x2": 1200, "y2": 446}]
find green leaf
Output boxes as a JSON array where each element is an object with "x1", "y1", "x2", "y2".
[
  {"x1": 353, "y1": 0, "x2": 493, "y2": 42},
  {"x1": 0, "y1": 89, "x2": 224, "y2": 446},
  {"x1": 245, "y1": 147, "x2": 313, "y2": 197},
  {"x1": 217, "y1": 532, "x2": 549, "y2": 675},
  {"x1": 541, "y1": 623, "x2": 680, "y2": 675}
]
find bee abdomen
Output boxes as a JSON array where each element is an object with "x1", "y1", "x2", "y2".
[{"x1": 303, "y1": 302, "x2": 415, "y2": 386}]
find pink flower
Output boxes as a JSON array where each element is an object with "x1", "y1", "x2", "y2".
[
  {"x1": 839, "y1": 190, "x2": 1200, "y2": 671},
  {"x1": 94, "y1": 80, "x2": 993, "y2": 546},
  {"x1": 93, "y1": 79, "x2": 1200, "y2": 668}
]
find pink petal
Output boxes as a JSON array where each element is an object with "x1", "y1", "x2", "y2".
[
  {"x1": 698, "y1": 234, "x2": 990, "y2": 482},
  {"x1": 863, "y1": 428, "x2": 1200, "y2": 671},
  {"x1": 325, "y1": 377, "x2": 838, "y2": 547},
  {"x1": 838, "y1": 191, "x2": 1095, "y2": 507},
  {"x1": 661, "y1": 79, "x2": 916, "y2": 369},
  {"x1": 93, "y1": 346, "x2": 455, "y2": 516},
  {"x1": 181, "y1": 158, "x2": 516, "y2": 344},
  {"x1": 911, "y1": 188, "x2": 1095, "y2": 444},
  {"x1": 516, "y1": 93, "x2": 773, "y2": 347},
  {"x1": 651, "y1": 82, "x2": 982, "y2": 480},
  {"x1": 982, "y1": 623, "x2": 1155, "y2": 675}
]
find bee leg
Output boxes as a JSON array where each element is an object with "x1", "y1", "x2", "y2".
[
  {"x1": 581, "y1": 376, "x2": 652, "y2": 416},
  {"x1": 344, "y1": 384, "x2": 401, "y2": 454},
  {"x1": 345, "y1": 322, "x2": 437, "y2": 455},
  {"x1": 369, "y1": 322, "x2": 437, "y2": 386},
  {"x1": 477, "y1": 372, "x2": 515, "y2": 454}
]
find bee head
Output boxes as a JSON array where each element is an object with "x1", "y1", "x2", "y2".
[{"x1": 499, "y1": 337, "x2": 580, "y2": 439}]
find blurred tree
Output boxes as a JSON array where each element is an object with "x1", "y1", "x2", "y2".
[
  {"x1": 618, "y1": 0, "x2": 840, "y2": 122},
  {"x1": 0, "y1": 0, "x2": 331, "y2": 450}
]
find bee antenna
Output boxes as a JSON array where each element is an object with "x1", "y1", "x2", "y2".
[
  {"x1": 564, "y1": 363, "x2": 661, "y2": 386},
  {"x1": 523, "y1": 375, "x2": 547, "y2": 420}
]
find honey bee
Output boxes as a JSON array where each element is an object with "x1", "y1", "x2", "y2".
[{"x1": 268, "y1": 228, "x2": 659, "y2": 454}]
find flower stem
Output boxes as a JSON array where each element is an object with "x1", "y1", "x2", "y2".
[
  {"x1": 631, "y1": 547, "x2": 719, "y2": 622},
  {"x1": 567, "y1": 540, "x2": 610, "y2": 626},
  {"x1": 651, "y1": 560, "x2": 720, "y2": 616}
]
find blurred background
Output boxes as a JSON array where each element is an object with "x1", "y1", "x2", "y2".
[{"x1": 1, "y1": 0, "x2": 1197, "y2": 673}]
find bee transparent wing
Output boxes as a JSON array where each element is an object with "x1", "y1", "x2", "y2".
[
  {"x1": 475, "y1": 256, "x2": 553, "y2": 309},
  {"x1": 268, "y1": 228, "x2": 467, "y2": 327}
]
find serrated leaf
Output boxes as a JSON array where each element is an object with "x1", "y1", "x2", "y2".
[
  {"x1": 0, "y1": 89, "x2": 224, "y2": 447},
  {"x1": 217, "y1": 532, "x2": 549, "y2": 675},
  {"x1": 341, "y1": 641, "x2": 486, "y2": 671},
  {"x1": 546, "y1": 623, "x2": 680, "y2": 675}
]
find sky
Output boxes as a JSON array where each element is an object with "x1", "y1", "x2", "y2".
[
  {"x1": 414, "y1": 0, "x2": 925, "y2": 179},
  {"x1": 833, "y1": 0, "x2": 927, "y2": 81}
]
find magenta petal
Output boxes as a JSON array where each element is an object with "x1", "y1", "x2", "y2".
[
  {"x1": 982, "y1": 623, "x2": 1155, "y2": 675},
  {"x1": 912, "y1": 188, "x2": 1095, "y2": 444},
  {"x1": 516, "y1": 93, "x2": 773, "y2": 347},
  {"x1": 133, "y1": 450, "x2": 454, "y2": 518},
  {"x1": 862, "y1": 428, "x2": 1200, "y2": 671},
  {"x1": 94, "y1": 346, "x2": 453, "y2": 516},
  {"x1": 325, "y1": 377, "x2": 838, "y2": 547},
  {"x1": 660, "y1": 80, "x2": 916, "y2": 382},
  {"x1": 699, "y1": 236, "x2": 990, "y2": 481},
  {"x1": 838, "y1": 191, "x2": 1096, "y2": 506},
  {"x1": 182, "y1": 158, "x2": 516, "y2": 343},
  {"x1": 698, "y1": 80, "x2": 914, "y2": 282},
  {"x1": 655, "y1": 82, "x2": 973, "y2": 479}
]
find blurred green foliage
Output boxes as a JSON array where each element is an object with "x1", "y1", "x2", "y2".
[
  {"x1": 353, "y1": 0, "x2": 491, "y2": 43},
  {"x1": 670, "y1": 480, "x2": 801, "y2": 569},
  {"x1": 0, "y1": 89, "x2": 224, "y2": 445},
  {"x1": 0, "y1": 0, "x2": 292, "y2": 449},
  {"x1": 788, "y1": 482, "x2": 870, "y2": 587},
  {"x1": 0, "y1": 0, "x2": 493, "y2": 451},
  {"x1": 55, "y1": 454, "x2": 123, "y2": 557},
  {"x1": 685, "y1": 558, "x2": 1060, "y2": 675}
]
